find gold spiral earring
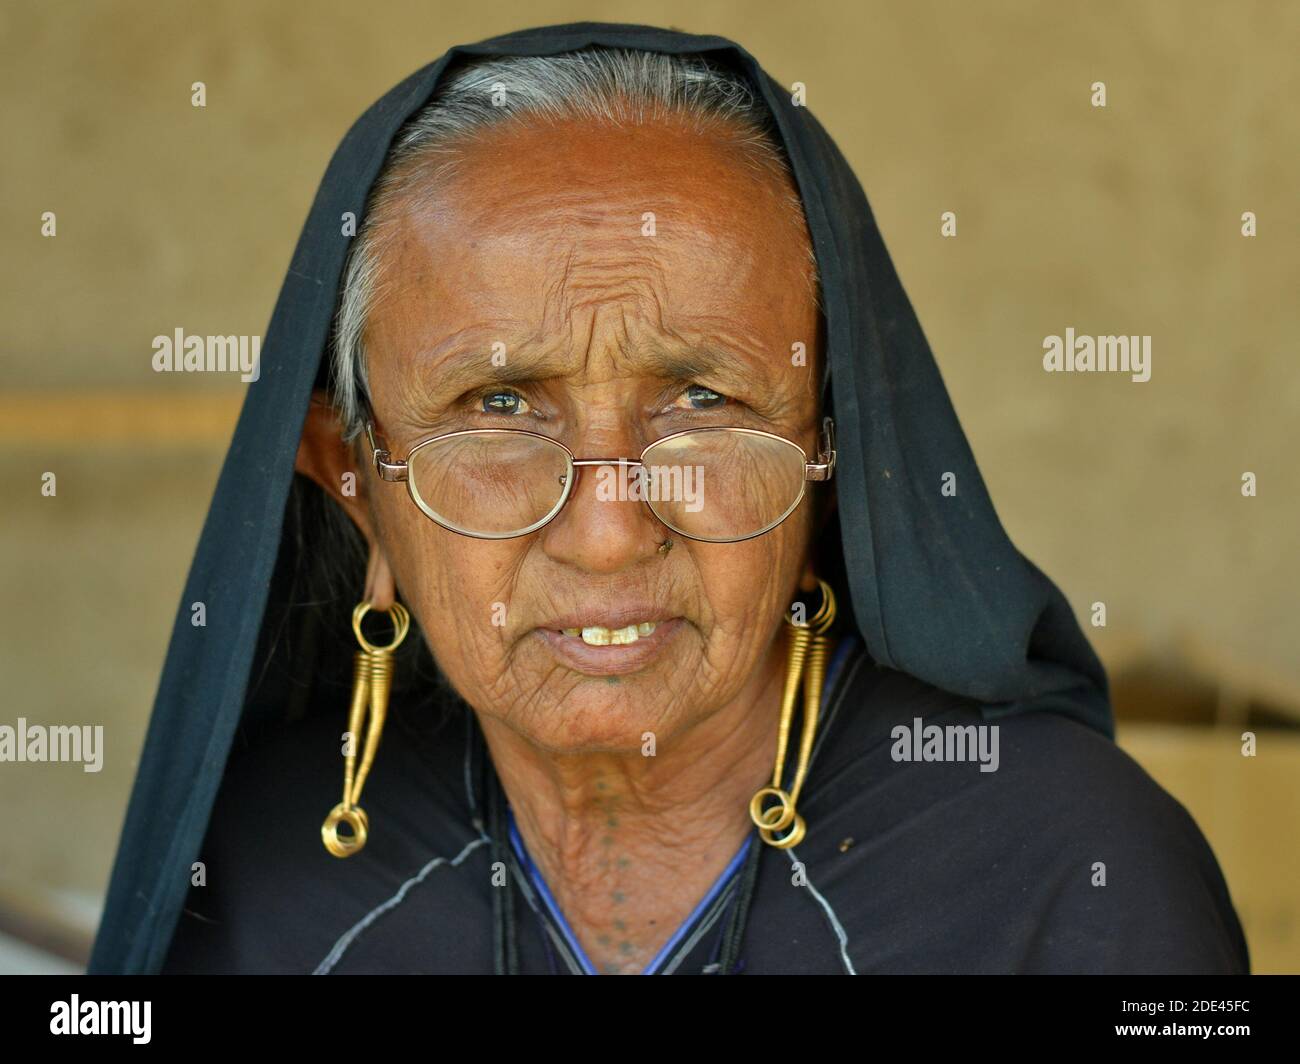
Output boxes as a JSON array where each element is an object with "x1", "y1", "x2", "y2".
[
  {"x1": 748, "y1": 578, "x2": 837, "y2": 849},
  {"x1": 321, "y1": 601, "x2": 410, "y2": 858}
]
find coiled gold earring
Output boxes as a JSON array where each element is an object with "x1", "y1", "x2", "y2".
[
  {"x1": 321, "y1": 601, "x2": 410, "y2": 858},
  {"x1": 748, "y1": 578, "x2": 837, "y2": 849}
]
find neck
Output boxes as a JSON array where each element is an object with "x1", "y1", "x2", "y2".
[{"x1": 476, "y1": 633, "x2": 791, "y2": 974}]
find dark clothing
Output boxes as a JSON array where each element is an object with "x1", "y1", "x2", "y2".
[{"x1": 161, "y1": 638, "x2": 1248, "y2": 974}]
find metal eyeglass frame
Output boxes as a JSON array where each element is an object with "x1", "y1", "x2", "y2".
[{"x1": 363, "y1": 415, "x2": 836, "y2": 543}]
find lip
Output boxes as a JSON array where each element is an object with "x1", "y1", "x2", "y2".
[
  {"x1": 534, "y1": 618, "x2": 686, "y2": 676},
  {"x1": 538, "y1": 606, "x2": 678, "y2": 631}
]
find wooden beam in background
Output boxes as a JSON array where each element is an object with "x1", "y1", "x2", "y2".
[{"x1": 0, "y1": 392, "x2": 243, "y2": 444}]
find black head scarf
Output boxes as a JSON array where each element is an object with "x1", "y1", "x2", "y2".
[{"x1": 89, "y1": 21, "x2": 1110, "y2": 974}]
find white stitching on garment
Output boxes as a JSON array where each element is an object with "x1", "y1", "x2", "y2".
[
  {"x1": 463, "y1": 706, "x2": 478, "y2": 823},
  {"x1": 312, "y1": 835, "x2": 490, "y2": 974},
  {"x1": 500, "y1": 840, "x2": 587, "y2": 975},
  {"x1": 659, "y1": 878, "x2": 739, "y2": 975},
  {"x1": 786, "y1": 848, "x2": 857, "y2": 975}
]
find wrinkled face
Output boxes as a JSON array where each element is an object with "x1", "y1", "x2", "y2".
[{"x1": 361, "y1": 115, "x2": 825, "y2": 753}]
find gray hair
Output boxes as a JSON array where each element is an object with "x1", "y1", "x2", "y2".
[{"x1": 329, "y1": 47, "x2": 821, "y2": 443}]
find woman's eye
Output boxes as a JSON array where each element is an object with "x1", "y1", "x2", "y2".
[
  {"x1": 481, "y1": 390, "x2": 530, "y2": 415},
  {"x1": 675, "y1": 384, "x2": 729, "y2": 410}
]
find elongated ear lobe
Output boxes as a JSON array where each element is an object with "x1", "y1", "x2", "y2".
[
  {"x1": 363, "y1": 546, "x2": 397, "y2": 611},
  {"x1": 800, "y1": 488, "x2": 837, "y2": 594},
  {"x1": 818, "y1": 483, "x2": 838, "y2": 530},
  {"x1": 294, "y1": 390, "x2": 376, "y2": 542},
  {"x1": 798, "y1": 560, "x2": 818, "y2": 594}
]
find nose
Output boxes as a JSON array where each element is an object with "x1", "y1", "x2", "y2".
[{"x1": 539, "y1": 442, "x2": 666, "y2": 575}]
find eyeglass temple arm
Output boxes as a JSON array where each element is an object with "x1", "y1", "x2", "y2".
[
  {"x1": 805, "y1": 416, "x2": 836, "y2": 481},
  {"x1": 365, "y1": 421, "x2": 408, "y2": 483}
]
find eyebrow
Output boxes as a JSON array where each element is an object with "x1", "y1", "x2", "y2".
[
  {"x1": 636, "y1": 343, "x2": 771, "y2": 391},
  {"x1": 421, "y1": 340, "x2": 772, "y2": 398}
]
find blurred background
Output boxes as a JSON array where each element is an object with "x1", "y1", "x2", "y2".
[{"x1": 1, "y1": 0, "x2": 1296, "y2": 973}]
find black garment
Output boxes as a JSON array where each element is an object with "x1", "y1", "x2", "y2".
[
  {"x1": 160, "y1": 638, "x2": 1247, "y2": 975},
  {"x1": 90, "y1": 21, "x2": 1232, "y2": 973}
]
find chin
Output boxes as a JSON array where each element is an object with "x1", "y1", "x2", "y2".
[{"x1": 509, "y1": 682, "x2": 687, "y2": 756}]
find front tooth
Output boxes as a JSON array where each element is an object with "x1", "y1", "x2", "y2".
[
  {"x1": 571, "y1": 622, "x2": 660, "y2": 646},
  {"x1": 579, "y1": 624, "x2": 647, "y2": 646}
]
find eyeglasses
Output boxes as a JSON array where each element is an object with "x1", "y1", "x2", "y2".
[{"x1": 364, "y1": 416, "x2": 835, "y2": 543}]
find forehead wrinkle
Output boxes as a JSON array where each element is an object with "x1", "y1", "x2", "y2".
[
  {"x1": 536, "y1": 240, "x2": 668, "y2": 309},
  {"x1": 533, "y1": 241, "x2": 667, "y2": 382},
  {"x1": 529, "y1": 244, "x2": 793, "y2": 397},
  {"x1": 522, "y1": 228, "x2": 804, "y2": 396},
  {"x1": 389, "y1": 325, "x2": 557, "y2": 407}
]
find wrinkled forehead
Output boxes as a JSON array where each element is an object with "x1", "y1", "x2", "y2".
[{"x1": 362, "y1": 115, "x2": 822, "y2": 403}]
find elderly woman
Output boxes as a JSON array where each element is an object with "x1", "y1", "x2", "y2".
[{"x1": 91, "y1": 24, "x2": 1247, "y2": 975}]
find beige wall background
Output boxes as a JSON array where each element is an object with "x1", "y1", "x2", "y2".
[{"x1": 1, "y1": 0, "x2": 1296, "y2": 972}]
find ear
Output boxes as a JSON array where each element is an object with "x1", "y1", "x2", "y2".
[{"x1": 294, "y1": 391, "x2": 397, "y2": 609}]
